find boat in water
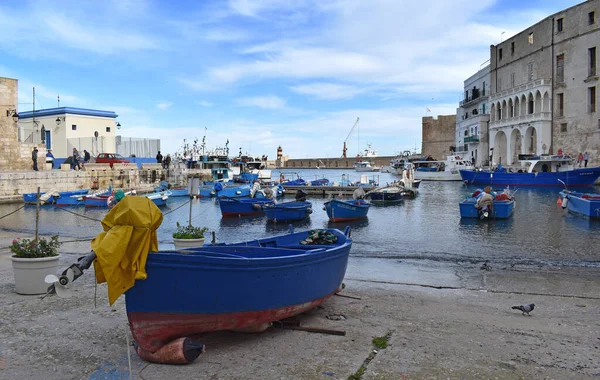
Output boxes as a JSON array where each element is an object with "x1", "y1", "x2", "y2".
[
  {"x1": 144, "y1": 191, "x2": 171, "y2": 207},
  {"x1": 324, "y1": 188, "x2": 370, "y2": 222},
  {"x1": 353, "y1": 161, "x2": 381, "y2": 172},
  {"x1": 559, "y1": 190, "x2": 600, "y2": 219},
  {"x1": 218, "y1": 196, "x2": 275, "y2": 217},
  {"x1": 413, "y1": 155, "x2": 474, "y2": 181},
  {"x1": 366, "y1": 183, "x2": 404, "y2": 204},
  {"x1": 263, "y1": 201, "x2": 313, "y2": 222},
  {"x1": 23, "y1": 189, "x2": 89, "y2": 205},
  {"x1": 460, "y1": 155, "x2": 600, "y2": 187},
  {"x1": 459, "y1": 187, "x2": 515, "y2": 219}
]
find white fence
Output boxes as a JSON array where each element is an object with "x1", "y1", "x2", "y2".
[{"x1": 116, "y1": 136, "x2": 160, "y2": 158}]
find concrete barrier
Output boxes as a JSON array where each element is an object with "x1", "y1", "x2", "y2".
[
  {"x1": 141, "y1": 163, "x2": 164, "y2": 170},
  {"x1": 112, "y1": 162, "x2": 136, "y2": 170}
]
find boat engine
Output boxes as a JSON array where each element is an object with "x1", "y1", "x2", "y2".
[{"x1": 561, "y1": 196, "x2": 568, "y2": 209}]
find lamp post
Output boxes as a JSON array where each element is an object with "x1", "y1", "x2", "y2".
[{"x1": 6, "y1": 109, "x2": 19, "y2": 123}]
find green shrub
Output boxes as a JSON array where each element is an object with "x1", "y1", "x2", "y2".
[
  {"x1": 10, "y1": 235, "x2": 61, "y2": 258},
  {"x1": 172, "y1": 222, "x2": 208, "y2": 239}
]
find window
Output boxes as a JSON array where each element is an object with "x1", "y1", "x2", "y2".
[
  {"x1": 590, "y1": 11, "x2": 596, "y2": 25},
  {"x1": 482, "y1": 103, "x2": 486, "y2": 114},
  {"x1": 556, "y1": 54, "x2": 565, "y2": 83},
  {"x1": 589, "y1": 47, "x2": 597, "y2": 77},
  {"x1": 528, "y1": 32, "x2": 534, "y2": 45},
  {"x1": 557, "y1": 93, "x2": 564, "y2": 117},
  {"x1": 511, "y1": 42, "x2": 515, "y2": 55},
  {"x1": 497, "y1": 107, "x2": 502, "y2": 120},
  {"x1": 482, "y1": 82, "x2": 486, "y2": 96},
  {"x1": 528, "y1": 97, "x2": 534, "y2": 114},
  {"x1": 106, "y1": 127, "x2": 111, "y2": 132},
  {"x1": 499, "y1": 48, "x2": 503, "y2": 61},
  {"x1": 590, "y1": 86, "x2": 597, "y2": 113},
  {"x1": 510, "y1": 103, "x2": 514, "y2": 117},
  {"x1": 510, "y1": 72, "x2": 515, "y2": 88},
  {"x1": 71, "y1": 124, "x2": 77, "y2": 130},
  {"x1": 557, "y1": 18, "x2": 563, "y2": 32},
  {"x1": 463, "y1": 144, "x2": 468, "y2": 152},
  {"x1": 560, "y1": 123, "x2": 567, "y2": 133},
  {"x1": 528, "y1": 63, "x2": 534, "y2": 81}
]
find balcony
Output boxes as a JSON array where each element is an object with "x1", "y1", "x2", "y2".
[
  {"x1": 464, "y1": 136, "x2": 480, "y2": 143},
  {"x1": 490, "y1": 78, "x2": 552, "y2": 101},
  {"x1": 459, "y1": 88, "x2": 488, "y2": 108},
  {"x1": 490, "y1": 112, "x2": 551, "y2": 129}
]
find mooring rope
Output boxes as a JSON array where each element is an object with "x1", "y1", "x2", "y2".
[{"x1": 0, "y1": 205, "x2": 25, "y2": 220}]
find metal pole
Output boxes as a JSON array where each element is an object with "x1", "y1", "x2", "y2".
[
  {"x1": 188, "y1": 197, "x2": 193, "y2": 227},
  {"x1": 35, "y1": 186, "x2": 40, "y2": 244}
]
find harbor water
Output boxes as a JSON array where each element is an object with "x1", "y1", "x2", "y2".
[{"x1": 1, "y1": 169, "x2": 599, "y2": 269}]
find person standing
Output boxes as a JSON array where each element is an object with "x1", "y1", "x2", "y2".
[
  {"x1": 577, "y1": 152, "x2": 583, "y2": 167},
  {"x1": 584, "y1": 152, "x2": 589, "y2": 168},
  {"x1": 72, "y1": 148, "x2": 81, "y2": 171},
  {"x1": 84, "y1": 149, "x2": 91, "y2": 163},
  {"x1": 156, "y1": 151, "x2": 163, "y2": 164},
  {"x1": 32, "y1": 147, "x2": 39, "y2": 171}
]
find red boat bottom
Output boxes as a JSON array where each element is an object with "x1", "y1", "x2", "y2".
[{"x1": 136, "y1": 337, "x2": 205, "y2": 364}]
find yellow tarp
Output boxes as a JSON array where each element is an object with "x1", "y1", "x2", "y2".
[{"x1": 91, "y1": 196, "x2": 163, "y2": 305}]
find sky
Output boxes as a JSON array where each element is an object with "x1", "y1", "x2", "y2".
[{"x1": 0, "y1": 0, "x2": 582, "y2": 158}]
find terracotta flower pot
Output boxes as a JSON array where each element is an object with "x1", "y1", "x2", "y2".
[{"x1": 11, "y1": 255, "x2": 60, "y2": 295}]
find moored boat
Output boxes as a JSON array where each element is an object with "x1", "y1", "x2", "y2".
[
  {"x1": 413, "y1": 155, "x2": 474, "y2": 181},
  {"x1": 218, "y1": 197, "x2": 275, "y2": 217},
  {"x1": 23, "y1": 189, "x2": 89, "y2": 205},
  {"x1": 263, "y1": 201, "x2": 313, "y2": 222},
  {"x1": 353, "y1": 161, "x2": 381, "y2": 172},
  {"x1": 559, "y1": 190, "x2": 600, "y2": 219},
  {"x1": 367, "y1": 184, "x2": 404, "y2": 204},
  {"x1": 459, "y1": 188, "x2": 515, "y2": 219},
  {"x1": 144, "y1": 191, "x2": 171, "y2": 207},
  {"x1": 460, "y1": 155, "x2": 600, "y2": 187}
]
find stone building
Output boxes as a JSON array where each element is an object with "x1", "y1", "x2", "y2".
[
  {"x1": 489, "y1": 0, "x2": 599, "y2": 166},
  {"x1": 421, "y1": 115, "x2": 457, "y2": 160},
  {"x1": 0, "y1": 77, "x2": 38, "y2": 171},
  {"x1": 456, "y1": 65, "x2": 491, "y2": 167}
]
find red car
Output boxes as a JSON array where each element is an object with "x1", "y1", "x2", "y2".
[{"x1": 95, "y1": 153, "x2": 131, "y2": 168}]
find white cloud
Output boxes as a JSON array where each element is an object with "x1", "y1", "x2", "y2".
[
  {"x1": 197, "y1": 101, "x2": 213, "y2": 107},
  {"x1": 289, "y1": 82, "x2": 366, "y2": 100},
  {"x1": 156, "y1": 102, "x2": 173, "y2": 110},
  {"x1": 236, "y1": 96, "x2": 286, "y2": 109}
]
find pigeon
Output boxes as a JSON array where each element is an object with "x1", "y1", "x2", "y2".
[{"x1": 512, "y1": 303, "x2": 535, "y2": 316}]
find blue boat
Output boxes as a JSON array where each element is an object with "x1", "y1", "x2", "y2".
[
  {"x1": 154, "y1": 181, "x2": 189, "y2": 197},
  {"x1": 125, "y1": 227, "x2": 351, "y2": 353},
  {"x1": 144, "y1": 191, "x2": 171, "y2": 207},
  {"x1": 218, "y1": 197, "x2": 275, "y2": 217},
  {"x1": 560, "y1": 190, "x2": 600, "y2": 219},
  {"x1": 55, "y1": 189, "x2": 109, "y2": 206},
  {"x1": 212, "y1": 183, "x2": 251, "y2": 199},
  {"x1": 263, "y1": 201, "x2": 313, "y2": 222},
  {"x1": 310, "y1": 178, "x2": 329, "y2": 186},
  {"x1": 459, "y1": 189, "x2": 515, "y2": 219},
  {"x1": 460, "y1": 155, "x2": 600, "y2": 187},
  {"x1": 23, "y1": 189, "x2": 89, "y2": 205},
  {"x1": 84, "y1": 194, "x2": 112, "y2": 208},
  {"x1": 324, "y1": 199, "x2": 370, "y2": 222}
]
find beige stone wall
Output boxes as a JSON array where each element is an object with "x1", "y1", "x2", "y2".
[
  {"x1": 421, "y1": 115, "x2": 456, "y2": 160},
  {"x1": 0, "y1": 77, "x2": 32, "y2": 171}
]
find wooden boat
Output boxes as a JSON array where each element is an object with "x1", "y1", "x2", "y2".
[
  {"x1": 83, "y1": 194, "x2": 112, "y2": 208},
  {"x1": 460, "y1": 155, "x2": 600, "y2": 187},
  {"x1": 324, "y1": 199, "x2": 370, "y2": 222},
  {"x1": 218, "y1": 196, "x2": 275, "y2": 217},
  {"x1": 23, "y1": 189, "x2": 89, "y2": 205},
  {"x1": 126, "y1": 227, "x2": 352, "y2": 352},
  {"x1": 310, "y1": 178, "x2": 329, "y2": 186},
  {"x1": 263, "y1": 201, "x2": 313, "y2": 222},
  {"x1": 144, "y1": 191, "x2": 171, "y2": 207},
  {"x1": 560, "y1": 190, "x2": 600, "y2": 219},
  {"x1": 459, "y1": 189, "x2": 515, "y2": 219},
  {"x1": 367, "y1": 184, "x2": 404, "y2": 204}
]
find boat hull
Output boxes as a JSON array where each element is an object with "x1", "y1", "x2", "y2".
[
  {"x1": 369, "y1": 189, "x2": 403, "y2": 204},
  {"x1": 145, "y1": 192, "x2": 170, "y2": 207},
  {"x1": 218, "y1": 197, "x2": 275, "y2": 217},
  {"x1": 324, "y1": 199, "x2": 370, "y2": 222},
  {"x1": 125, "y1": 229, "x2": 351, "y2": 352},
  {"x1": 459, "y1": 199, "x2": 515, "y2": 219},
  {"x1": 24, "y1": 189, "x2": 89, "y2": 205},
  {"x1": 84, "y1": 195, "x2": 111, "y2": 208},
  {"x1": 414, "y1": 170, "x2": 462, "y2": 181},
  {"x1": 560, "y1": 191, "x2": 600, "y2": 219},
  {"x1": 460, "y1": 167, "x2": 600, "y2": 187},
  {"x1": 264, "y1": 201, "x2": 312, "y2": 221}
]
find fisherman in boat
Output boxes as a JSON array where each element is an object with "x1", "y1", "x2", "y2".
[{"x1": 475, "y1": 186, "x2": 494, "y2": 218}]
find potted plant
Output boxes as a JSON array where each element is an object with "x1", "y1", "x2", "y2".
[
  {"x1": 10, "y1": 235, "x2": 61, "y2": 295},
  {"x1": 172, "y1": 222, "x2": 208, "y2": 250}
]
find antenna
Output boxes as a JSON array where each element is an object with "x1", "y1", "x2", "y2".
[{"x1": 57, "y1": 94, "x2": 60, "y2": 107}]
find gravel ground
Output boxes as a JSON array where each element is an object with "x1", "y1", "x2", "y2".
[{"x1": 1, "y1": 232, "x2": 599, "y2": 380}]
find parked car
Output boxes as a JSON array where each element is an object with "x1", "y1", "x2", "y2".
[{"x1": 95, "y1": 153, "x2": 131, "y2": 168}]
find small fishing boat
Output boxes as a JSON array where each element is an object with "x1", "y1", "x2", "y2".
[
  {"x1": 204, "y1": 182, "x2": 251, "y2": 198},
  {"x1": 23, "y1": 189, "x2": 89, "y2": 205},
  {"x1": 459, "y1": 188, "x2": 515, "y2": 219},
  {"x1": 55, "y1": 189, "x2": 109, "y2": 206},
  {"x1": 83, "y1": 194, "x2": 113, "y2": 208},
  {"x1": 310, "y1": 178, "x2": 329, "y2": 186},
  {"x1": 367, "y1": 184, "x2": 404, "y2": 204},
  {"x1": 263, "y1": 201, "x2": 313, "y2": 222},
  {"x1": 154, "y1": 182, "x2": 189, "y2": 197},
  {"x1": 460, "y1": 154, "x2": 600, "y2": 187},
  {"x1": 218, "y1": 197, "x2": 275, "y2": 217},
  {"x1": 353, "y1": 161, "x2": 381, "y2": 172},
  {"x1": 324, "y1": 199, "x2": 370, "y2": 222},
  {"x1": 144, "y1": 191, "x2": 171, "y2": 207},
  {"x1": 559, "y1": 190, "x2": 600, "y2": 219},
  {"x1": 413, "y1": 155, "x2": 474, "y2": 181}
]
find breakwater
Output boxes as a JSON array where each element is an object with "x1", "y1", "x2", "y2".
[{"x1": 281, "y1": 156, "x2": 397, "y2": 169}]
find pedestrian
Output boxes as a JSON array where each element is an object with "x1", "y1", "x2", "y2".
[
  {"x1": 46, "y1": 149, "x2": 55, "y2": 169},
  {"x1": 577, "y1": 152, "x2": 583, "y2": 167},
  {"x1": 72, "y1": 148, "x2": 81, "y2": 171},
  {"x1": 584, "y1": 152, "x2": 589, "y2": 168},
  {"x1": 32, "y1": 147, "x2": 39, "y2": 171},
  {"x1": 84, "y1": 149, "x2": 91, "y2": 163},
  {"x1": 156, "y1": 151, "x2": 163, "y2": 164},
  {"x1": 165, "y1": 154, "x2": 171, "y2": 169}
]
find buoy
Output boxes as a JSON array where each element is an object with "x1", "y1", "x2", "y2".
[{"x1": 135, "y1": 337, "x2": 205, "y2": 364}]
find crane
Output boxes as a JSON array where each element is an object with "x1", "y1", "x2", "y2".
[{"x1": 342, "y1": 117, "x2": 359, "y2": 158}]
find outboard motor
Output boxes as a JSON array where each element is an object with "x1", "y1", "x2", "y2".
[{"x1": 295, "y1": 189, "x2": 307, "y2": 201}]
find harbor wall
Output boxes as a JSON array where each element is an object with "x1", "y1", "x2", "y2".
[
  {"x1": 0, "y1": 167, "x2": 211, "y2": 203},
  {"x1": 280, "y1": 156, "x2": 397, "y2": 169}
]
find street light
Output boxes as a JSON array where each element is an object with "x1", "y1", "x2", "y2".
[
  {"x1": 55, "y1": 116, "x2": 65, "y2": 126},
  {"x1": 116, "y1": 122, "x2": 121, "y2": 129},
  {"x1": 6, "y1": 109, "x2": 18, "y2": 123}
]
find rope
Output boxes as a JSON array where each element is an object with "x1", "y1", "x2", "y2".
[
  {"x1": 163, "y1": 199, "x2": 191, "y2": 216},
  {"x1": 0, "y1": 205, "x2": 25, "y2": 220},
  {"x1": 52, "y1": 205, "x2": 103, "y2": 222}
]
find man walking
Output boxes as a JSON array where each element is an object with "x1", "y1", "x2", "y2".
[
  {"x1": 584, "y1": 152, "x2": 589, "y2": 168},
  {"x1": 32, "y1": 147, "x2": 39, "y2": 171},
  {"x1": 156, "y1": 151, "x2": 163, "y2": 164},
  {"x1": 84, "y1": 149, "x2": 91, "y2": 163},
  {"x1": 72, "y1": 148, "x2": 81, "y2": 171}
]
